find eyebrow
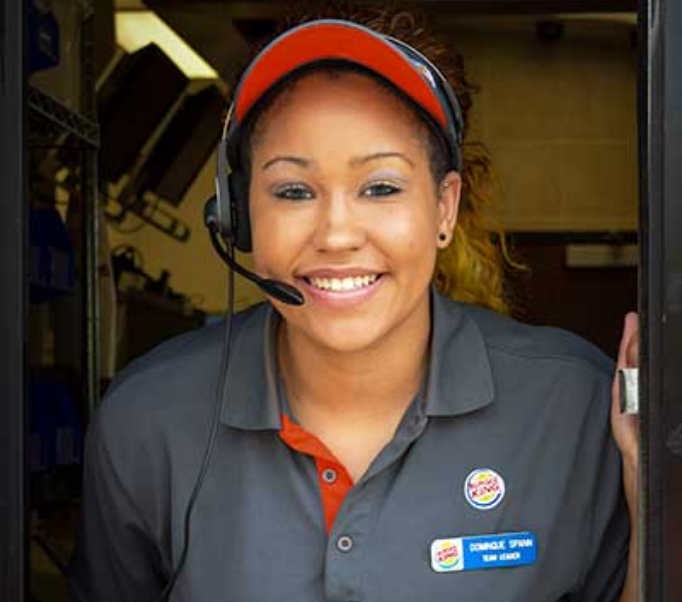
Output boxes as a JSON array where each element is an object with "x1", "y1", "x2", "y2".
[
  {"x1": 350, "y1": 151, "x2": 414, "y2": 168},
  {"x1": 261, "y1": 151, "x2": 414, "y2": 172},
  {"x1": 261, "y1": 156, "x2": 313, "y2": 171}
]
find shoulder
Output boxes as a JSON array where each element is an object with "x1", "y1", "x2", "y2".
[
  {"x1": 452, "y1": 299, "x2": 614, "y2": 380},
  {"x1": 433, "y1": 293, "x2": 615, "y2": 418},
  {"x1": 96, "y1": 303, "x2": 269, "y2": 437}
]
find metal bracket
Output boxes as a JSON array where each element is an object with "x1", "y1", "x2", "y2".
[
  {"x1": 618, "y1": 367, "x2": 639, "y2": 414},
  {"x1": 27, "y1": 85, "x2": 99, "y2": 148},
  {"x1": 105, "y1": 194, "x2": 191, "y2": 242}
]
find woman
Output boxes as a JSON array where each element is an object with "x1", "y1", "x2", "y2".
[{"x1": 70, "y1": 4, "x2": 639, "y2": 602}]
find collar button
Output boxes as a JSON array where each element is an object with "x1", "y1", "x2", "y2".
[
  {"x1": 322, "y1": 468, "x2": 338, "y2": 484},
  {"x1": 337, "y1": 535, "x2": 354, "y2": 552}
]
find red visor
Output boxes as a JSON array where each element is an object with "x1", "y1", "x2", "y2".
[{"x1": 233, "y1": 20, "x2": 448, "y2": 129}]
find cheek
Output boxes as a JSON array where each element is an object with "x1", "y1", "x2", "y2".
[
  {"x1": 248, "y1": 187, "x2": 278, "y2": 270},
  {"x1": 249, "y1": 209, "x2": 306, "y2": 274},
  {"x1": 250, "y1": 220, "x2": 280, "y2": 270},
  {"x1": 376, "y1": 205, "x2": 439, "y2": 261}
]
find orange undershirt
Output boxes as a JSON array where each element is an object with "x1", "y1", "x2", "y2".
[{"x1": 279, "y1": 414, "x2": 354, "y2": 534}]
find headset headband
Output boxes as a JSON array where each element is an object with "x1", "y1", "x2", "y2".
[{"x1": 211, "y1": 19, "x2": 464, "y2": 252}]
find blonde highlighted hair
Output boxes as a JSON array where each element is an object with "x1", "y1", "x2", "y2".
[{"x1": 273, "y1": 1, "x2": 515, "y2": 314}]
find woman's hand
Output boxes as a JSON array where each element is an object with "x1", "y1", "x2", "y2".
[
  {"x1": 611, "y1": 312, "x2": 639, "y2": 510},
  {"x1": 611, "y1": 312, "x2": 639, "y2": 602}
]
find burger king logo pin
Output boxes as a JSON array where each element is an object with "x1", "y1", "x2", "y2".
[{"x1": 464, "y1": 468, "x2": 506, "y2": 511}]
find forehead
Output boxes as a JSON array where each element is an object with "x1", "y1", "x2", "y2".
[{"x1": 249, "y1": 70, "x2": 429, "y2": 148}]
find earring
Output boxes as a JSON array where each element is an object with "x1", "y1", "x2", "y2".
[{"x1": 438, "y1": 232, "x2": 448, "y2": 243}]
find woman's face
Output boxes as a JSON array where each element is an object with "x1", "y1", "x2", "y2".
[{"x1": 248, "y1": 72, "x2": 460, "y2": 354}]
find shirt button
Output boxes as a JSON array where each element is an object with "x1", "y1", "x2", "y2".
[
  {"x1": 322, "y1": 468, "x2": 337, "y2": 484},
  {"x1": 337, "y1": 535, "x2": 354, "y2": 552}
]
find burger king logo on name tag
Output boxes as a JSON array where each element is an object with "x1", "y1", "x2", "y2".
[
  {"x1": 464, "y1": 468, "x2": 505, "y2": 510},
  {"x1": 431, "y1": 538, "x2": 463, "y2": 572}
]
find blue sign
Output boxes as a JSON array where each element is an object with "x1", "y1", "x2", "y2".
[{"x1": 431, "y1": 531, "x2": 537, "y2": 572}]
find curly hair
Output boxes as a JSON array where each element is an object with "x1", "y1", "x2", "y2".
[{"x1": 244, "y1": 1, "x2": 516, "y2": 314}]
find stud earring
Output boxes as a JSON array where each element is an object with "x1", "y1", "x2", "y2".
[{"x1": 438, "y1": 232, "x2": 448, "y2": 243}]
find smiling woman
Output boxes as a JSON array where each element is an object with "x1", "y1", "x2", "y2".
[{"x1": 69, "y1": 3, "x2": 638, "y2": 602}]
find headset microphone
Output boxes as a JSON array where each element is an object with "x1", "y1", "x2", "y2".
[{"x1": 204, "y1": 196, "x2": 305, "y2": 306}]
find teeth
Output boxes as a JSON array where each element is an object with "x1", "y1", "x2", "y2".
[{"x1": 308, "y1": 274, "x2": 378, "y2": 291}]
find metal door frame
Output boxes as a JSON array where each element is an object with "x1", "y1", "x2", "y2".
[
  {"x1": 639, "y1": 0, "x2": 682, "y2": 600},
  {"x1": 0, "y1": 0, "x2": 26, "y2": 600}
]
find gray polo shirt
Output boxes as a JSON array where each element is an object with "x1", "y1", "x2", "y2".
[{"x1": 70, "y1": 291, "x2": 628, "y2": 602}]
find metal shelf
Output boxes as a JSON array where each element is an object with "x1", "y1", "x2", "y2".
[
  {"x1": 27, "y1": 85, "x2": 99, "y2": 148},
  {"x1": 26, "y1": 4, "x2": 101, "y2": 415}
]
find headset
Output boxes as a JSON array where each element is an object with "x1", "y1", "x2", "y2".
[{"x1": 204, "y1": 21, "x2": 465, "y2": 260}]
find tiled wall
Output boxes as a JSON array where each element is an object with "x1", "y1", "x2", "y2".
[{"x1": 444, "y1": 16, "x2": 638, "y2": 231}]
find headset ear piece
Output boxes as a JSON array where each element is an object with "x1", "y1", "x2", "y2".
[
  {"x1": 209, "y1": 132, "x2": 253, "y2": 252},
  {"x1": 229, "y1": 170, "x2": 252, "y2": 252},
  {"x1": 204, "y1": 195, "x2": 221, "y2": 234}
]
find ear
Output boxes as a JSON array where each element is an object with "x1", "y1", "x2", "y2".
[{"x1": 437, "y1": 170, "x2": 461, "y2": 233}]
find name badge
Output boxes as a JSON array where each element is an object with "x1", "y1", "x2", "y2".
[{"x1": 430, "y1": 531, "x2": 537, "y2": 573}]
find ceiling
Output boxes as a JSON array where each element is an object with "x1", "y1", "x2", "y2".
[{"x1": 115, "y1": 0, "x2": 637, "y2": 84}]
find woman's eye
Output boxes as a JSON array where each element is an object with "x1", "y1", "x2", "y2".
[
  {"x1": 273, "y1": 183, "x2": 314, "y2": 201},
  {"x1": 362, "y1": 182, "x2": 402, "y2": 198}
]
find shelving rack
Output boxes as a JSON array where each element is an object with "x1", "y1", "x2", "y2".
[
  {"x1": 24, "y1": 3, "x2": 101, "y2": 600},
  {"x1": 28, "y1": 0, "x2": 101, "y2": 416},
  {"x1": 28, "y1": 86, "x2": 99, "y2": 147}
]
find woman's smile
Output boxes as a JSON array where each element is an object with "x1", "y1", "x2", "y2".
[{"x1": 298, "y1": 269, "x2": 385, "y2": 307}]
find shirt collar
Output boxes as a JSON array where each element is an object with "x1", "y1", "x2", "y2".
[
  {"x1": 220, "y1": 289, "x2": 495, "y2": 430},
  {"x1": 220, "y1": 305, "x2": 282, "y2": 430},
  {"x1": 422, "y1": 290, "x2": 495, "y2": 417}
]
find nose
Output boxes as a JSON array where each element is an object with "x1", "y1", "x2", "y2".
[{"x1": 312, "y1": 191, "x2": 367, "y2": 253}]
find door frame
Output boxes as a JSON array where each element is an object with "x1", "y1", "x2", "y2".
[
  {"x1": 639, "y1": 0, "x2": 682, "y2": 599},
  {"x1": 0, "y1": 0, "x2": 27, "y2": 600}
]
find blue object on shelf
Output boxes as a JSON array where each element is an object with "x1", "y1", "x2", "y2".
[
  {"x1": 28, "y1": 377, "x2": 83, "y2": 473},
  {"x1": 27, "y1": 0, "x2": 61, "y2": 74},
  {"x1": 29, "y1": 207, "x2": 76, "y2": 302}
]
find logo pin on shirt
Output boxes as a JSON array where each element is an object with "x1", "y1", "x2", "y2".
[{"x1": 464, "y1": 468, "x2": 505, "y2": 510}]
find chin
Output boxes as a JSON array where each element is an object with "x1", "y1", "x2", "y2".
[{"x1": 303, "y1": 319, "x2": 391, "y2": 355}]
